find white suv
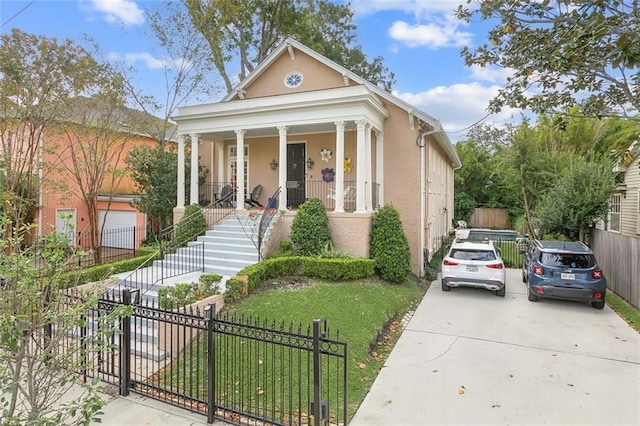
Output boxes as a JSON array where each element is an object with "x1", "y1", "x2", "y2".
[{"x1": 441, "y1": 239, "x2": 506, "y2": 297}]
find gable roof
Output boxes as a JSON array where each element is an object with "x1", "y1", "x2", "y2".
[{"x1": 223, "y1": 37, "x2": 461, "y2": 168}]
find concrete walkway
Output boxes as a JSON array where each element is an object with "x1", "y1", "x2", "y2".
[
  {"x1": 351, "y1": 269, "x2": 640, "y2": 425},
  {"x1": 95, "y1": 392, "x2": 215, "y2": 426}
]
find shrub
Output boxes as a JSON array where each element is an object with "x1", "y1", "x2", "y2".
[
  {"x1": 318, "y1": 242, "x2": 351, "y2": 259},
  {"x1": 290, "y1": 198, "x2": 332, "y2": 256},
  {"x1": 158, "y1": 273, "x2": 222, "y2": 309},
  {"x1": 370, "y1": 204, "x2": 412, "y2": 283},
  {"x1": 301, "y1": 257, "x2": 374, "y2": 280},
  {"x1": 223, "y1": 256, "x2": 375, "y2": 302},
  {"x1": 173, "y1": 204, "x2": 207, "y2": 246},
  {"x1": 61, "y1": 247, "x2": 158, "y2": 288},
  {"x1": 267, "y1": 240, "x2": 295, "y2": 259}
]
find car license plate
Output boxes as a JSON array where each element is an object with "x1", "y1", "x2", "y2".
[
  {"x1": 466, "y1": 265, "x2": 478, "y2": 272},
  {"x1": 561, "y1": 273, "x2": 575, "y2": 280}
]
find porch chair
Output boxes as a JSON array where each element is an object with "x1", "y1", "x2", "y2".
[
  {"x1": 215, "y1": 184, "x2": 235, "y2": 207},
  {"x1": 245, "y1": 184, "x2": 263, "y2": 208},
  {"x1": 327, "y1": 186, "x2": 356, "y2": 202}
]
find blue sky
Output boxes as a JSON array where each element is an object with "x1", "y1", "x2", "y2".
[{"x1": 1, "y1": 0, "x2": 520, "y2": 141}]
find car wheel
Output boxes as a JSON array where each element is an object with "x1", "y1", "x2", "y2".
[
  {"x1": 527, "y1": 286, "x2": 539, "y2": 302},
  {"x1": 521, "y1": 267, "x2": 527, "y2": 283},
  {"x1": 441, "y1": 281, "x2": 451, "y2": 292},
  {"x1": 496, "y1": 286, "x2": 506, "y2": 297},
  {"x1": 591, "y1": 300, "x2": 605, "y2": 310}
]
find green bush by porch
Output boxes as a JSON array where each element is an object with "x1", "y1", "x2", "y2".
[
  {"x1": 370, "y1": 205, "x2": 412, "y2": 283},
  {"x1": 290, "y1": 197, "x2": 333, "y2": 256}
]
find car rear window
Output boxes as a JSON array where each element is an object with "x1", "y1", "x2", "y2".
[
  {"x1": 539, "y1": 253, "x2": 595, "y2": 268},
  {"x1": 450, "y1": 249, "x2": 497, "y2": 261}
]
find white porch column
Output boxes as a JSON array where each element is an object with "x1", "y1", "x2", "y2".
[
  {"x1": 177, "y1": 134, "x2": 186, "y2": 208},
  {"x1": 216, "y1": 141, "x2": 224, "y2": 183},
  {"x1": 365, "y1": 125, "x2": 373, "y2": 211},
  {"x1": 355, "y1": 119, "x2": 367, "y2": 212},
  {"x1": 235, "y1": 130, "x2": 246, "y2": 210},
  {"x1": 277, "y1": 126, "x2": 288, "y2": 209},
  {"x1": 189, "y1": 134, "x2": 199, "y2": 205},
  {"x1": 334, "y1": 121, "x2": 346, "y2": 212},
  {"x1": 375, "y1": 130, "x2": 384, "y2": 206}
]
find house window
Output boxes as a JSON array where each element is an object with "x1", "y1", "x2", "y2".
[
  {"x1": 607, "y1": 194, "x2": 621, "y2": 232},
  {"x1": 284, "y1": 71, "x2": 303, "y2": 88},
  {"x1": 228, "y1": 146, "x2": 249, "y2": 194}
]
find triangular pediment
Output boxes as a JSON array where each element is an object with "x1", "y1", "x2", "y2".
[{"x1": 225, "y1": 39, "x2": 360, "y2": 102}]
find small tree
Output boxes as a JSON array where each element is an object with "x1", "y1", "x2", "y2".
[
  {"x1": 126, "y1": 144, "x2": 178, "y2": 234},
  {"x1": 172, "y1": 204, "x2": 207, "y2": 246},
  {"x1": 454, "y1": 191, "x2": 477, "y2": 225},
  {"x1": 534, "y1": 160, "x2": 616, "y2": 241},
  {"x1": 290, "y1": 198, "x2": 332, "y2": 256},
  {"x1": 0, "y1": 219, "x2": 130, "y2": 424},
  {"x1": 370, "y1": 205, "x2": 411, "y2": 283}
]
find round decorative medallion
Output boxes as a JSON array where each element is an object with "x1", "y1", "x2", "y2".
[{"x1": 284, "y1": 71, "x2": 303, "y2": 88}]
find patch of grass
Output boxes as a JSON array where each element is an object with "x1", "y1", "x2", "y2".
[
  {"x1": 226, "y1": 277, "x2": 426, "y2": 418},
  {"x1": 606, "y1": 291, "x2": 640, "y2": 332},
  {"x1": 162, "y1": 277, "x2": 425, "y2": 421}
]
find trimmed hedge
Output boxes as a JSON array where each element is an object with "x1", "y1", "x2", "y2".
[
  {"x1": 224, "y1": 256, "x2": 375, "y2": 302},
  {"x1": 61, "y1": 247, "x2": 158, "y2": 288}
]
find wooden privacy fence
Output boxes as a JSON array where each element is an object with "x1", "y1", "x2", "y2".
[
  {"x1": 470, "y1": 208, "x2": 509, "y2": 229},
  {"x1": 590, "y1": 229, "x2": 640, "y2": 309}
]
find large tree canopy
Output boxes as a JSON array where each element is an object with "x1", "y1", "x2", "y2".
[
  {"x1": 457, "y1": 0, "x2": 639, "y2": 120},
  {"x1": 184, "y1": 0, "x2": 395, "y2": 92}
]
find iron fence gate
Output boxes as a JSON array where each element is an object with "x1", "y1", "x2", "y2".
[{"x1": 60, "y1": 289, "x2": 348, "y2": 425}]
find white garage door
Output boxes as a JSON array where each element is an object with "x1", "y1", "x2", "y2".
[{"x1": 98, "y1": 210, "x2": 138, "y2": 249}]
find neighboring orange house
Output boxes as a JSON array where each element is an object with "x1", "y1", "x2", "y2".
[
  {"x1": 34, "y1": 97, "x2": 170, "y2": 250},
  {"x1": 174, "y1": 38, "x2": 462, "y2": 277}
]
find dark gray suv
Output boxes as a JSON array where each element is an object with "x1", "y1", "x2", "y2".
[{"x1": 522, "y1": 240, "x2": 607, "y2": 309}]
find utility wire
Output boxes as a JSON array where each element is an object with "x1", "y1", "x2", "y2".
[
  {"x1": 1, "y1": 0, "x2": 36, "y2": 28},
  {"x1": 444, "y1": 113, "x2": 491, "y2": 134}
]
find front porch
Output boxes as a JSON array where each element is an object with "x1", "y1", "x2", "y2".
[{"x1": 195, "y1": 180, "x2": 380, "y2": 211}]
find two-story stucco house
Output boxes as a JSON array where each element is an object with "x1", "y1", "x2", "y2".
[{"x1": 173, "y1": 38, "x2": 461, "y2": 277}]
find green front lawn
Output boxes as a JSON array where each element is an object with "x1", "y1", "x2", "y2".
[
  {"x1": 225, "y1": 278, "x2": 426, "y2": 416},
  {"x1": 162, "y1": 277, "x2": 426, "y2": 421}
]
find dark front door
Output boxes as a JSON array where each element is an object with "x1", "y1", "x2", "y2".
[{"x1": 287, "y1": 143, "x2": 306, "y2": 208}]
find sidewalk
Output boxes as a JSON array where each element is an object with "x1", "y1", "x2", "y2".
[{"x1": 95, "y1": 391, "x2": 214, "y2": 426}]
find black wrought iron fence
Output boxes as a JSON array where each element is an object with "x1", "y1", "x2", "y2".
[
  {"x1": 55, "y1": 289, "x2": 348, "y2": 426},
  {"x1": 430, "y1": 234, "x2": 524, "y2": 269}
]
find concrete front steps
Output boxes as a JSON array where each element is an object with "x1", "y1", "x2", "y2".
[
  {"x1": 103, "y1": 212, "x2": 276, "y2": 360},
  {"x1": 164, "y1": 212, "x2": 269, "y2": 276}
]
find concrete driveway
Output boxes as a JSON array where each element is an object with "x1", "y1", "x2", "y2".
[{"x1": 351, "y1": 269, "x2": 640, "y2": 425}]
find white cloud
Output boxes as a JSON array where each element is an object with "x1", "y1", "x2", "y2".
[
  {"x1": 347, "y1": 0, "x2": 473, "y2": 50},
  {"x1": 468, "y1": 65, "x2": 515, "y2": 84},
  {"x1": 394, "y1": 83, "x2": 520, "y2": 141},
  {"x1": 89, "y1": 0, "x2": 144, "y2": 26},
  {"x1": 350, "y1": 0, "x2": 462, "y2": 17},
  {"x1": 388, "y1": 20, "x2": 472, "y2": 49},
  {"x1": 108, "y1": 52, "x2": 165, "y2": 69},
  {"x1": 108, "y1": 52, "x2": 194, "y2": 74}
]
